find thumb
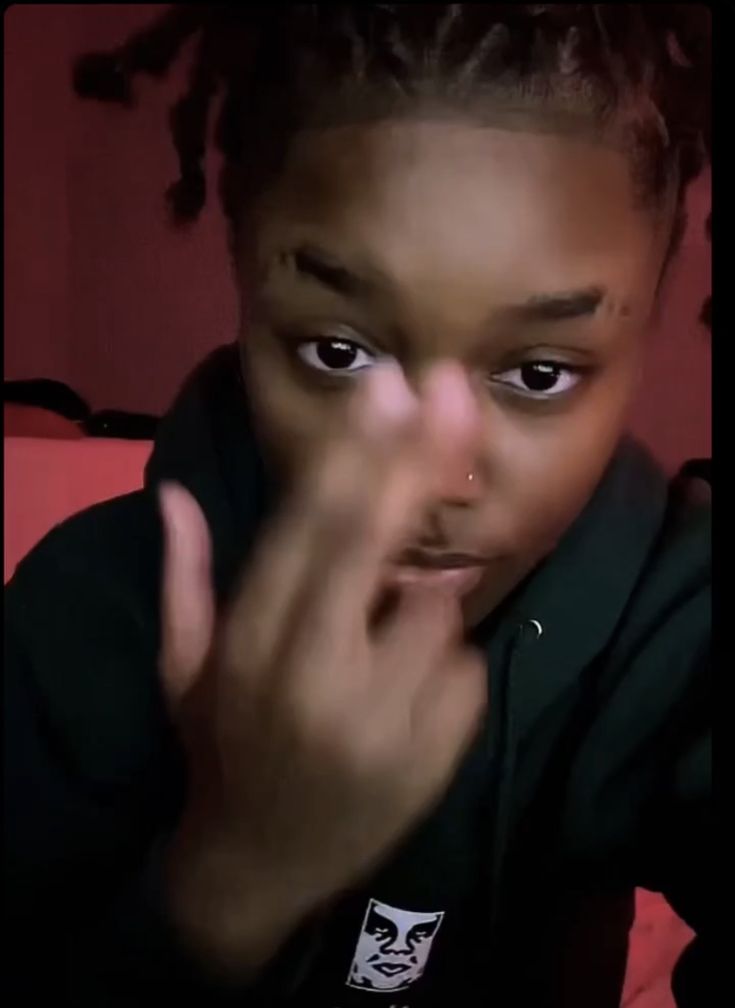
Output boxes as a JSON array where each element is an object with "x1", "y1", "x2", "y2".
[{"x1": 159, "y1": 481, "x2": 215, "y2": 708}]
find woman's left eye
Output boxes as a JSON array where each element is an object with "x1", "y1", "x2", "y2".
[
  {"x1": 491, "y1": 361, "x2": 582, "y2": 398},
  {"x1": 296, "y1": 337, "x2": 387, "y2": 375}
]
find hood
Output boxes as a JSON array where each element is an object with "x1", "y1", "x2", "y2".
[
  {"x1": 145, "y1": 342, "x2": 672, "y2": 655},
  {"x1": 145, "y1": 344, "x2": 281, "y2": 603},
  {"x1": 144, "y1": 342, "x2": 684, "y2": 980}
]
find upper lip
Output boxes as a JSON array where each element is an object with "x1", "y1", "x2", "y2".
[
  {"x1": 393, "y1": 548, "x2": 489, "y2": 569},
  {"x1": 374, "y1": 962, "x2": 410, "y2": 975}
]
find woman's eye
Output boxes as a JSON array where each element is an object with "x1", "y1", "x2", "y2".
[
  {"x1": 296, "y1": 337, "x2": 388, "y2": 375},
  {"x1": 492, "y1": 361, "x2": 582, "y2": 398}
]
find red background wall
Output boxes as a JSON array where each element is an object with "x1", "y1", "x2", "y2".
[{"x1": 4, "y1": 4, "x2": 711, "y2": 472}]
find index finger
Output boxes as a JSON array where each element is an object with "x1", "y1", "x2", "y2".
[
  {"x1": 221, "y1": 362, "x2": 420, "y2": 672},
  {"x1": 286, "y1": 360, "x2": 484, "y2": 662},
  {"x1": 225, "y1": 361, "x2": 481, "y2": 679}
]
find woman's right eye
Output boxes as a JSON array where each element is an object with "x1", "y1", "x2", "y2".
[{"x1": 296, "y1": 336, "x2": 390, "y2": 376}]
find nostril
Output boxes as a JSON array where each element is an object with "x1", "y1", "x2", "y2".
[{"x1": 437, "y1": 463, "x2": 484, "y2": 505}]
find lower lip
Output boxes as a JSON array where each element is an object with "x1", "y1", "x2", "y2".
[
  {"x1": 375, "y1": 963, "x2": 410, "y2": 976},
  {"x1": 385, "y1": 564, "x2": 485, "y2": 595}
]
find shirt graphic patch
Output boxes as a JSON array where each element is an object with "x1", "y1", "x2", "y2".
[{"x1": 346, "y1": 899, "x2": 444, "y2": 993}]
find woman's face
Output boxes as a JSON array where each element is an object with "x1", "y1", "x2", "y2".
[{"x1": 238, "y1": 118, "x2": 672, "y2": 624}]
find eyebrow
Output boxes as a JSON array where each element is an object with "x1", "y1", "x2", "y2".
[
  {"x1": 283, "y1": 244, "x2": 606, "y2": 322},
  {"x1": 510, "y1": 287, "x2": 606, "y2": 322},
  {"x1": 287, "y1": 244, "x2": 373, "y2": 299}
]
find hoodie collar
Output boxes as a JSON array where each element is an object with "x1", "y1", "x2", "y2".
[
  {"x1": 145, "y1": 344, "x2": 280, "y2": 601},
  {"x1": 146, "y1": 343, "x2": 670, "y2": 713},
  {"x1": 492, "y1": 439, "x2": 669, "y2": 742}
]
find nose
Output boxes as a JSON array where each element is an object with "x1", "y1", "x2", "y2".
[
  {"x1": 385, "y1": 934, "x2": 413, "y2": 955},
  {"x1": 415, "y1": 359, "x2": 485, "y2": 504},
  {"x1": 435, "y1": 457, "x2": 484, "y2": 507}
]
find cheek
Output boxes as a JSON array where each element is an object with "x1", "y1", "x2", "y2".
[
  {"x1": 480, "y1": 371, "x2": 637, "y2": 551},
  {"x1": 241, "y1": 332, "x2": 344, "y2": 480}
]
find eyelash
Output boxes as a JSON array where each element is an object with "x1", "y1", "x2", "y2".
[
  {"x1": 293, "y1": 335, "x2": 586, "y2": 400},
  {"x1": 296, "y1": 336, "x2": 383, "y2": 375}
]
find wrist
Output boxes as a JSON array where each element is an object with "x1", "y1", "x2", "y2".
[{"x1": 165, "y1": 818, "x2": 318, "y2": 980}]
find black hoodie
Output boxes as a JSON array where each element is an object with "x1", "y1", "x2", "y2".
[{"x1": 4, "y1": 345, "x2": 710, "y2": 1007}]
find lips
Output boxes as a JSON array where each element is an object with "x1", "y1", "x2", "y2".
[
  {"x1": 373, "y1": 962, "x2": 410, "y2": 977},
  {"x1": 393, "y1": 547, "x2": 489, "y2": 569},
  {"x1": 385, "y1": 564, "x2": 485, "y2": 595},
  {"x1": 382, "y1": 545, "x2": 489, "y2": 597}
]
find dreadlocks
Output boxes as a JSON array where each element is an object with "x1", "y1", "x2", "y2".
[{"x1": 72, "y1": 4, "x2": 711, "y2": 323}]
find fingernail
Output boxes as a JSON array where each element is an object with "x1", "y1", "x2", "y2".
[
  {"x1": 423, "y1": 361, "x2": 477, "y2": 433},
  {"x1": 359, "y1": 363, "x2": 417, "y2": 427},
  {"x1": 158, "y1": 482, "x2": 182, "y2": 540}
]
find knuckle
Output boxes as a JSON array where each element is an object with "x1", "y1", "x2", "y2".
[
  {"x1": 292, "y1": 694, "x2": 395, "y2": 776},
  {"x1": 322, "y1": 497, "x2": 365, "y2": 550},
  {"x1": 350, "y1": 721, "x2": 398, "y2": 774},
  {"x1": 283, "y1": 687, "x2": 346, "y2": 746},
  {"x1": 308, "y1": 476, "x2": 370, "y2": 551}
]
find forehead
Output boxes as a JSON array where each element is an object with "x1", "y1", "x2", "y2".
[{"x1": 253, "y1": 119, "x2": 660, "y2": 321}]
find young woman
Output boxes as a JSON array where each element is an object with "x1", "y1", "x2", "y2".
[{"x1": 5, "y1": 6, "x2": 710, "y2": 1006}]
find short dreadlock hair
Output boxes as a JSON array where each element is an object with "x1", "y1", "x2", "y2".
[{"x1": 73, "y1": 4, "x2": 711, "y2": 323}]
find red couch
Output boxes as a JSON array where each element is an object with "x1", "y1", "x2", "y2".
[
  {"x1": 4, "y1": 402, "x2": 85, "y2": 439},
  {"x1": 3, "y1": 434, "x2": 152, "y2": 583}
]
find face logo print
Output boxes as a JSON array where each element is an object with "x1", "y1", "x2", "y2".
[{"x1": 346, "y1": 899, "x2": 444, "y2": 993}]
